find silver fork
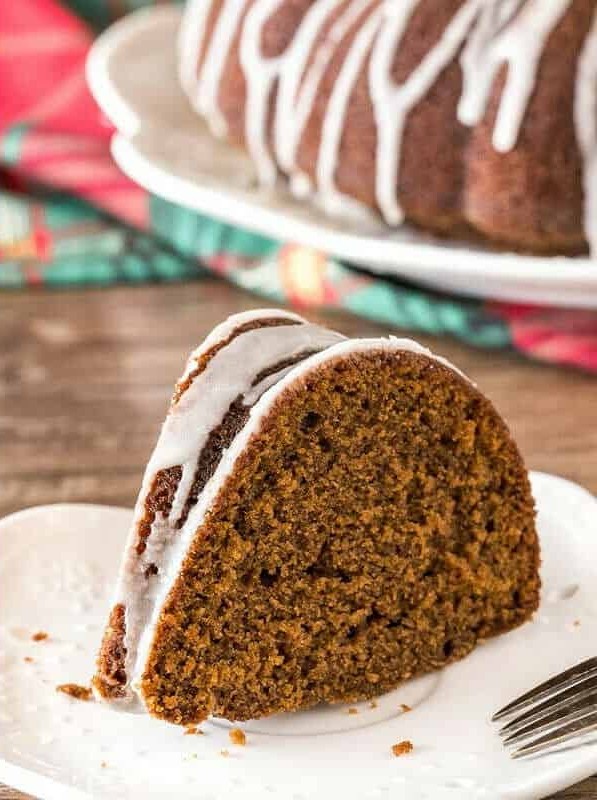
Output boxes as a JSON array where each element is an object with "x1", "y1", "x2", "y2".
[{"x1": 492, "y1": 657, "x2": 597, "y2": 759}]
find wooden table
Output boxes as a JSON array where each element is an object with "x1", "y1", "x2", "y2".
[{"x1": 1, "y1": 281, "x2": 595, "y2": 799}]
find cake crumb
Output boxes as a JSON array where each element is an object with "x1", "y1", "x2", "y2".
[
  {"x1": 574, "y1": 619, "x2": 581, "y2": 627},
  {"x1": 32, "y1": 631, "x2": 48, "y2": 642},
  {"x1": 184, "y1": 724, "x2": 203, "y2": 736},
  {"x1": 369, "y1": 700, "x2": 378, "y2": 709},
  {"x1": 100, "y1": 761, "x2": 107, "y2": 769},
  {"x1": 56, "y1": 683, "x2": 93, "y2": 701},
  {"x1": 347, "y1": 707, "x2": 359, "y2": 715},
  {"x1": 24, "y1": 657, "x2": 34, "y2": 663},
  {"x1": 220, "y1": 749, "x2": 230, "y2": 757},
  {"x1": 229, "y1": 728, "x2": 246, "y2": 746},
  {"x1": 399, "y1": 703, "x2": 412, "y2": 713},
  {"x1": 392, "y1": 740, "x2": 413, "y2": 757}
]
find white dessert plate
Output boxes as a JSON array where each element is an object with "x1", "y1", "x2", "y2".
[
  {"x1": 86, "y1": 7, "x2": 597, "y2": 309},
  {"x1": 1, "y1": 472, "x2": 597, "y2": 799}
]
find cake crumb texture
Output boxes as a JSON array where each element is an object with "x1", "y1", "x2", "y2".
[
  {"x1": 32, "y1": 631, "x2": 48, "y2": 642},
  {"x1": 392, "y1": 740, "x2": 414, "y2": 757},
  {"x1": 229, "y1": 727, "x2": 247, "y2": 746},
  {"x1": 138, "y1": 350, "x2": 539, "y2": 724},
  {"x1": 56, "y1": 683, "x2": 93, "y2": 701},
  {"x1": 184, "y1": 724, "x2": 203, "y2": 735}
]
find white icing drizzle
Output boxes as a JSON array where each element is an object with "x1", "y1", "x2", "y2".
[
  {"x1": 181, "y1": 0, "x2": 597, "y2": 253},
  {"x1": 370, "y1": 0, "x2": 481, "y2": 225},
  {"x1": 168, "y1": 309, "x2": 305, "y2": 526},
  {"x1": 178, "y1": 0, "x2": 214, "y2": 98},
  {"x1": 575, "y1": 9, "x2": 597, "y2": 256},
  {"x1": 168, "y1": 463, "x2": 195, "y2": 527},
  {"x1": 457, "y1": 0, "x2": 523, "y2": 132},
  {"x1": 239, "y1": 0, "x2": 376, "y2": 185},
  {"x1": 175, "y1": 308, "x2": 304, "y2": 386},
  {"x1": 129, "y1": 333, "x2": 471, "y2": 705},
  {"x1": 274, "y1": 0, "x2": 345, "y2": 174},
  {"x1": 106, "y1": 312, "x2": 345, "y2": 700},
  {"x1": 159, "y1": 322, "x2": 342, "y2": 528},
  {"x1": 458, "y1": 0, "x2": 572, "y2": 152},
  {"x1": 195, "y1": 0, "x2": 246, "y2": 138},
  {"x1": 277, "y1": 0, "x2": 377, "y2": 183},
  {"x1": 239, "y1": 0, "x2": 289, "y2": 184},
  {"x1": 242, "y1": 351, "x2": 318, "y2": 405},
  {"x1": 315, "y1": 1, "x2": 382, "y2": 214}
]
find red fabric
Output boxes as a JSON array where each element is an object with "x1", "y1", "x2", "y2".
[
  {"x1": 0, "y1": 0, "x2": 106, "y2": 137},
  {"x1": 0, "y1": 0, "x2": 148, "y2": 225}
]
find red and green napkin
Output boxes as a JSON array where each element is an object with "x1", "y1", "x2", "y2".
[{"x1": 1, "y1": 0, "x2": 597, "y2": 372}]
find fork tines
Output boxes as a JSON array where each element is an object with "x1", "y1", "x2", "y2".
[{"x1": 492, "y1": 657, "x2": 597, "y2": 759}]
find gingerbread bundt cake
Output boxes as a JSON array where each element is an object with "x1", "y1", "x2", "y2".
[
  {"x1": 178, "y1": 0, "x2": 597, "y2": 255},
  {"x1": 93, "y1": 310, "x2": 540, "y2": 724}
]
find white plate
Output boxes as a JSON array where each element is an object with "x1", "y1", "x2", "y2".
[
  {"x1": 86, "y1": 7, "x2": 597, "y2": 309},
  {"x1": 1, "y1": 473, "x2": 597, "y2": 799}
]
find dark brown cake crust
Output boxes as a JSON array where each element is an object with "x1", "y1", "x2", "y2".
[
  {"x1": 463, "y1": 0, "x2": 594, "y2": 253},
  {"x1": 139, "y1": 350, "x2": 539, "y2": 724},
  {"x1": 92, "y1": 604, "x2": 127, "y2": 700}
]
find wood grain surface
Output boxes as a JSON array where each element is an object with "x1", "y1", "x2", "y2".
[{"x1": 1, "y1": 281, "x2": 595, "y2": 799}]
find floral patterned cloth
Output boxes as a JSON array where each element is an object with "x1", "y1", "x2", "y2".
[{"x1": 1, "y1": 0, "x2": 597, "y2": 372}]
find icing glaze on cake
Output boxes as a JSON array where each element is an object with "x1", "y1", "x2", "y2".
[
  {"x1": 107, "y1": 311, "x2": 346, "y2": 702},
  {"x1": 178, "y1": 0, "x2": 597, "y2": 255}
]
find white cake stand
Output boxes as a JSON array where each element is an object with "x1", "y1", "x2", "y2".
[{"x1": 87, "y1": 7, "x2": 597, "y2": 309}]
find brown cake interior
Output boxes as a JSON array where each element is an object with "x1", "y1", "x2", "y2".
[
  {"x1": 140, "y1": 350, "x2": 539, "y2": 724},
  {"x1": 92, "y1": 315, "x2": 302, "y2": 701}
]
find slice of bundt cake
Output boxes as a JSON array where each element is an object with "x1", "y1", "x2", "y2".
[
  {"x1": 93, "y1": 310, "x2": 540, "y2": 724},
  {"x1": 179, "y1": 0, "x2": 597, "y2": 255}
]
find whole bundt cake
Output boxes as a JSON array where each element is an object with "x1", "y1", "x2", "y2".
[
  {"x1": 178, "y1": 0, "x2": 597, "y2": 255},
  {"x1": 93, "y1": 310, "x2": 539, "y2": 724}
]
